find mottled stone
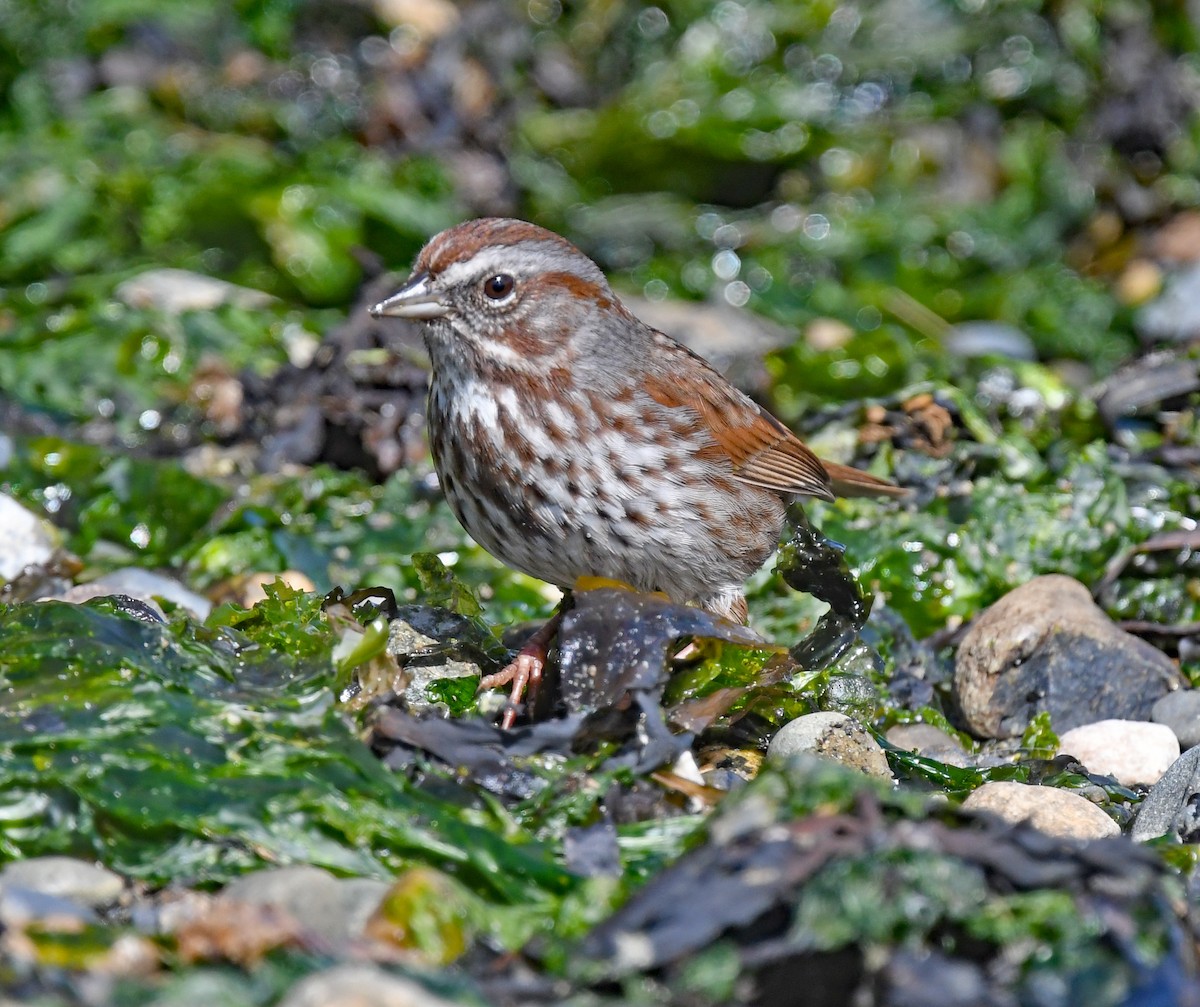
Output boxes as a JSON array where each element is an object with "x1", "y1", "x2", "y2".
[
  {"x1": 116, "y1": 268, "x2": 275, "y2": 314},
  {"x1": 387, "y1": 606, "x2": 484, "y2": 711},
  {"x1": 954, "y1": 575, "x2": 1182, "y2": 739},
  {"x1": 962, "y1": 781, "x2": 1119, "y2": 839},
  {"x1": 219, "y1": 865, "x2": 388, "y2": 945},
  {"x1": 0, "y1": 856, "x2": 125, "y2": 907},
  {"x1": 1058, "y1": 720, "x2": 1179, "y2": 786},
  {"x1": 1132, "y1": 747, "x2": 1200, "y2": 843},
  {"x1": 0, "y1": 494, "x2": 57, "y2": 581},
  {"x1": 1152, "y1": 689, "x2": 1200, "y2": 750},
  {"x1": 278, "y1": 964, "x2": 463, "y2": 1007},
  {"x1": 885, "y1": 723, "x2": 972, "y2": 768},
  {"x1": 768, "y1": 711, "x2": 892, "y2": 780},
  {"x1": 52, "y1": 567, "x2": 213, "y2": 621},
  {"x1": 1137, "y1": 261, "x2": 1200, "y2": 342},
  {"x1": 0, "y1": 886, "x2": 98, "y2": 928}
]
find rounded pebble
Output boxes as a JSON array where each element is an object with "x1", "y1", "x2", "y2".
[
  {"x1": 954, "y1": 575, "x2": 1181, "y2": 739},
  {"x1": 51, "y1": 568, "x2": 213, "y2": 621},
  {"x1": 1057, "y1": 720, "x2": 1180, "y2": 786},
  {"x1": 1137, "y1": 261, "x2": 1200, "y2": 342},
  {"x1": 0, "y1": 494, "x2": 58, "y2": 581},
  {"x1": 1132, "y1": 747, "x2": 1200, "y2": 842},
  {"x1": 0, "y1": 856, "x2": 125, "y2": 907},
  {"x1": 1151, "y1": 689, "x2": 1200, "y2": 750},
  {"x1": 962, "y1": 781, "x2": 1119, "y2": 839},
  {"x1": 116, "y1": 268, "x2": 275, "y2": 314},
  {"x1": 278, "y1": 963, "x2": 463, "y2": 1007},
  {"x1": 885, "y1": 723, "x2": 973, "y2": 768},
  {"x1": 239, "y1": 570, "x2": 318, "y2": 607},
  {"x1": 219, "y1": 865, "x2": 388, "y2": 946},
  {"x1": 0, "y1": 886, "x2": 98, "y2": 928},
  {"x1": 768, "y1": 711, "x2": 892, "y2": 780},
  {"x1": 944, "y1": 321, "x2": 1036, "y2": 360},
  {"x1": 1115, "y1": 259, "x2": 1163, "y2": 306}
]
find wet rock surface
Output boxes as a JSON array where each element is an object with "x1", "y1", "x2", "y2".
[
  {"x1": 961, "y1": 781, "x2": 1120, "y2": 839},
  {"x1": 0, "y1": 856, "x2": 126, "y2": 908},
  {"x1": 1152, "y1": 689, "x2": 1200, "y2": 750},
  {"x1": 1057, "y1": 719, "x2": 1180, "y2": 786},
  {"x1": 115, "y1": 268, "x2": 276, "y2": 314},
  {"x1": 48, "y1": 567, "x2": 214, "y2": 621},
  {"x1": 386, "y1": 605, "x2": 487, "y2": 712},
  {"x1": 278, "y1": 963, "x2": 463, "y2": 1007},
  {"x1": 1131, "y1": 746, "x2": 1200, "y2": 843},
  {"x1": 219, "y1": 865, "x2": 389, "y2": 946},
  {"x1": 884, "y1": 723, "x2": 972, "y2": 768},
  {"x1": 954, "y1": 575, "x2": 1183, "y2": 739},
  {"x1": 768, "y1": 712, "x2": 893, "y2": 780},
  {"x1": 0, "y1": 493, "x2": 58, "y2": 581}
]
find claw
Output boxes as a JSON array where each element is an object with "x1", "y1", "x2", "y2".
[
  {"x1": 478, "y1": 610, "x2": 564, "y2": 729},
  {"x1": 479, "y1": 651, "x2": 544, "y2": 729}
]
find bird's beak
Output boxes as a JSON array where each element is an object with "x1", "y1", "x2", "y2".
[{"x1": 369, "y1": 273, "x2": 450, "y2": 320}]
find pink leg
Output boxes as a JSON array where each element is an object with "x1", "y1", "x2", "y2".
[{"x1": 478, "y1": 611, "x2": 564, "y2": 729}]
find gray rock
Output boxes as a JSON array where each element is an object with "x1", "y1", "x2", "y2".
[
  {"x1": 1132, "y1": 746, "x2": 1200, "y2": 843},
  {"x1": 883, "y1": 948, "x2": 992, "y2": 1007},
  {"x1": 1094, "y1": 351, "x2": 1200, "y2": 426},
  {"x1": 954, "y1": 575, "x2": 1182, "y2": 739},
  {"x1": 885, "y1": 722, "x2": 960, "y2": 753},
  {"x1": 116, "y1": 268, "x2": 275, "y2": 315},
  {"x1": 0, "y1": 856, "x2": 125, "y2": 907},
  {"x1": 387, "y1": 606, "x2": 484, "y2": 711},
  {"x1": 50, "y1": 567, "x2": 213, "y2": 621},
  {"x1": 131, "y1": 887, "x2": 214, "y2": 935},
  {"x1": 944, "y1": 321, "x2": 1036, "y2": 360},
  {"x1": 219, "y1": 865, "x2": 388, "y2": 945},
  {"x1": 334, "y1": 878, "x2": 394, "y2": 939},
  {"x1": 1057, "y1": 719, "x2": 1179, "y2": 785},
  {"x1": 768, "y1": 711, "x2": 892, "y2": 780},
  {"x1": 885, "y1": 723, "x2": 973, "y2": 768},
  {"x1": 1136, "y1": 262, "x2": 1200, "y2": 342},
  {"x1": 0, "y1": 494, "x2": 58, "y2": 581},
  {"x1": 1152, "y1": 689, "x2": 1200, "y2": 750},
  {"x1": 962, "y1": 781, "x2": 1119, "y2": 839},
  {"x1": 0, "y1": 885, "x2": 98, "y2": 927},
  {"x1": 279, "y1": 964, "x2": 463, "y2": 1007}
]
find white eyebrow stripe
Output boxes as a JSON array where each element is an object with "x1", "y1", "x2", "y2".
[{"x1": 436, "y1": 245, "x2": 605, "y2": 288}]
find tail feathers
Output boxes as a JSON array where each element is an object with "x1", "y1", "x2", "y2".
[{"x1": 821, "y1": 459, "x2": 910, "y2": 499}]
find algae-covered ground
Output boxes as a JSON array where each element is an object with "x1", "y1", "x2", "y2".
[{"x1": 1, "y1": 1, "x2": 1199, "y2": 1004}]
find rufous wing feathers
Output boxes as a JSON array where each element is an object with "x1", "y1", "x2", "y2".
[{"x1": 644, "y1": 332, "x2": 905, "y2": 501}]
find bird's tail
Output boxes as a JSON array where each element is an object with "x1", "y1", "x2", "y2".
[{"x1": 821, "y1": 460, "x2": 910, "y2": 499}]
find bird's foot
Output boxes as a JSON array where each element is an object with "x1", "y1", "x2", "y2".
[{"x1": 479, "y1": 611, "x2": 564, "y2": 729}]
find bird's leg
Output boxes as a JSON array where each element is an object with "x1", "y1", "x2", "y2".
[
  {"x1": 677, "y1": 592, "x2": 748, "y2": 660},
  {"x1": 479, "y1": 609, "x2": 565, "y2": 729}
]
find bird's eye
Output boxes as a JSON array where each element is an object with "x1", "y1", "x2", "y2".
[{"x1": 482, "y1": 274, "x2": 515, "y2": 300}]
